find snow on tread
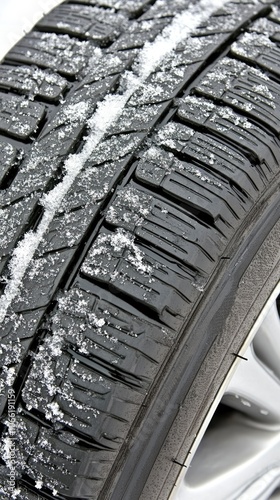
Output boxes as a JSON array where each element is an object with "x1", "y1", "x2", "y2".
[
  {"x1": 177, "y1": 95, "x2": 280, "y2": 176},
  {"x1": 111, "y1": 17, "x2": 172, "y2": 50},
  {"x1": 0, "y1": 65, "x2": 67, "y2": 102},
  {"x1": 0, "y1": 0, "x2": 280, "y2": 498},
  {"x1": 38, "y1": 4, "x2": 127, "y2": 44},
  {"x1": 74, "y1": 0, "x2": 154, "y2": 16},
  {"x1": 0, "y1": 93, "x2": 45, "y2": 140},
  {"x1": 135, "y1": 145, "x2": 251, "y2": 236},
  {"x1": 105, "y1": 185, "x2": 224, "y2": 273},
  {"x1": 153, "y1": 122, "x2": 264, "y2": 194},
  {"x1": 231, "y1": 28, "x2": 280, "y2": 77},
  {"x1": 6, "y1": 32, "x2": 93, "y2": 77},
  {"x1": 13, "y1": 249, "x2": 76, "y2": 312},
  {"x1": 0, "y1": 309, "x2": 44, "y2": 414},
  {"x1": 81, "y1": 228, "x2": 201, "y2": 328},
  {"x1": 0, "y1": 198, "x2": 37, "y2": 260},
  {"x1": 11, "y1": 287, "x2": 175, "y2": 497},
  {"x1": 195, "y1": 57, "x2": 280, "y2": 134},
  {"x1": 0, "y1": 141, "x2": 19, "y2": 186}
]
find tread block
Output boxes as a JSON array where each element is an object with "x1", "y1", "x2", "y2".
[
  {"x1": 249, "y1": 16, "x2": 280, "y2": 40},
  {"x1": 38, "y1": 4, "x2": 126, "y2": 45},
  {"x1": 141, "y1": 0, "x2": 193, "y2": 19},
  {"x1": 83, "y1": 132, "x2": 145, "y2": 167},
  {"x1": 38, "y1": 207, "x2": 97, "y2": 254},
  {"x1": 107, "y1": 102, "x2": 169, "y2": 135},
  {"x1": 269, "y1": 5, "x2": 280, "y2": 23},
  {"x1": 81, "y1": 50, "x2": 133, "y2": 84},
  {"x1": 160, "y1": 33, "x2": 229, "y2": 72},
  {"x1": 0, "y1": 309, "x2": 44, "y2": 416},
  {"x1": 111, "y1": 17, "x2": 171, "y2": 50},
  {"x1": 37, "y1": 133, "x2": 146, "y2": 253},
  {"x1": 57, "y1": 164, "x2": 115, "y2": 212},
  {"x1": 23, "y1": 348, "x2": 141, "y2": 443},
  {"x1": 195, "y1": 57, "x2": 280, "y2": 134},
  {"x1": 38, "y1": 74, "x2": 118, "y2": 150},
  {"x1": 128, "y1": 69, "x2": 184, "y2": 105},
  {"x1": 21, "y1": 287, "x2": 174, "y2": 439},
  {"x1": 13, "y1": 249, "x2": 75, "y2": 312},
  {"x1": 0, "y1": 150, "x2": 58, "y2": 206},
  {"x1": 74, "y1": 0, "x2": 153, "y2": 17},
  {"x1": 0, "y1": 414, "x2": 117, "y2": 498},
  {"x1": 61, "y1": 134, "x2": 144, "y2": 211},
  {"x1": 7, "y1": 32, "x2": 93, "y2": 77},
  {"x1": 177, "y1": 96, "x2": 280, "y2": 177},
  {"x1": 37, "y1": 156, "x2": 129, "y2": 253},
  {"x1": 82, "y1": 228, "x2": 201, "y2": 328},
  {"x1": 192, "y1": 0, "x2": 266, "y2": 35},
  {"x1": 136, "y1": 145, "x2": 248, "y2": 232},
  {"x1": 154, "y1": 122, "x2": 264, "y2": 195},
  {"x1": 0, "y1": 141, "x2": 18, "y2": 186},
  {"x1": 105, "y1": 185, "x2": 223, "y2": 274},
  {"x1": 231, "y1": 32, "x2": 280, "y2": 77},
  {"x1": 0, "y1": 197, "x2": 37, "y2": 259},
  {"x1": 0, "y1": 93, "x2": 45, "y2": 140},
  {"x1": 12, "y1": 288, "x2": 177, "y2": 496},
  {"x1": 0, "y1": 65, "x2": 67, "y2": 102}
]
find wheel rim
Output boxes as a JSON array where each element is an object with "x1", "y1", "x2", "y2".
[{"x1": 171, "y1": 283, "x2": 280, "y2": 500}]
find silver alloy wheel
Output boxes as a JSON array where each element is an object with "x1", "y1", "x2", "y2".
[{"x1": 171, "y1": 283, "x2": 280, "y2": 500}]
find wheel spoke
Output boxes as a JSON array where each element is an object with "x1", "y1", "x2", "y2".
[
  {"x1": 223, "y1": 344, "x2": 280, "y2": 423},
  {"x1": 253, "y1": 301, "x2": 280, "y2": 381},
  {"x1": 180, "y1": 411, "x2": 280, "y2": 500}
]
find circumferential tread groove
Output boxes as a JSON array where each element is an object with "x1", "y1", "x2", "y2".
[{"x1": 0, "y1": 1, "x2": 280, "y2": 499}]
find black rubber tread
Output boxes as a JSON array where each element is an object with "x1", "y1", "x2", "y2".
[
  {"x1": 151, "y1": 123, "x2": 264, "y2": 194},
  {"x1": 0, "y1": 141, "x2": 20, "y2": 186},
  {"x1": 231, "y1": 18, "x2": 280, "y2": 75},
  {"x1": 6, "y1": 32, "x2": 94, "y2": 77},
  {"x1": 0, "y1": 198, "x2": 38, "y2": 260},
  {"x1": 110, "y1": 17, "x2": 172, "y2": 50},
  {"x1": 0, "y1": 93, "x2": 45, "y2": 140},
  {"x1": 73, "y1": 0, "x2": 154, "y2": 17},
  {"x1": 0, "y1": 66, "x2": 68, "y2": 102},
  {"x1": 195, "y1": 57, "x2": 280, "y2": 134},
  {"x1": 177, "y1": 96, "x2": 279, "y2": 176},
  {"x1": 37, "y1": 4, "x2": 127, "y2": 44},
  {"x1": 104, "y1": 185, "x2": 224, "y2": 272},
  {"x1": 0, "y1": 1, "x2": 280, "y2": 499},
  {"x1": 135, "y1": 145, "x2": 252, "y2": 232}
]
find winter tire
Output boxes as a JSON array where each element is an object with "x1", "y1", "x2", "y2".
[{"x1": 0, "y1": 0, "x2": 280, "y2": 499}]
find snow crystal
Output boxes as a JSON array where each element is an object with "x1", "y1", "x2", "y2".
[
  {"x1": 35, "y1": 479, "x2": 43, "y2": 490},
  {"x1": 83, "y1": 229, "x2": 153, "y2": 276},
  {"x1": 156, "y1": 122, "x2": 194, "y2": 149},
  {"x1": 232, "y1": 32, "x2": 274, "y2": 59},
  {"x1": 106, "y1": 186, "x2": 152, "y2": 227},
  {"x1": 45, "y1": 402, "x2": 64, "y2": 421},
  {"x1": 210, "y1": 105, "x2": 253, "y2": 130},
  {"x1": 252, "y1": 84, "x2": 275, "y2": 103},
  {"x1": 0, "y1": 0, "x2": 232, "y2": 322}
]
